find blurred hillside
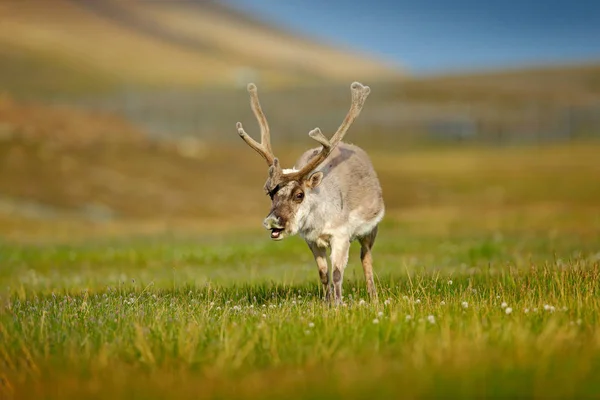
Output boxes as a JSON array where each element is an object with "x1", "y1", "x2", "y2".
[
  {"x1": 51, "y1": 62, "x2": 599, "y2": 146},
  {"x1": 0, "y1": 0, "x2": 599, "y2": 241},
  {"x1": 0, "y1": 0, "x2": 399, "y2": 94},
  {"x1": 0, "y1": 1, "x2": 598, "y2": 146},
  {"x1": 1, "y1": 95, "x2": 599, "y2": 239}
]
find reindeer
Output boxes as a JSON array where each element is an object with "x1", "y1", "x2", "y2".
[{"x1": 236, "y1": 82, "x2": 384, "y2": 304}]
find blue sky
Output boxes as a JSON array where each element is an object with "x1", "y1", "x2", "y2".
[{"x1": 226, "y1": 0, "x2": 600, "y2": 74}]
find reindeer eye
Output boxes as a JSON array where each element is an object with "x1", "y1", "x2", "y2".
[{"x1": 295, "y1": 191, "x2": 304, "y2": 201}]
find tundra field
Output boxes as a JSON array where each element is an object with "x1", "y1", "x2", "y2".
[
  {"x1": 1, "y1": 2, "x2": 600, "y2": 398},
  {"x1": 0, "y1": 140, "x2": 600, "y2": 399}
]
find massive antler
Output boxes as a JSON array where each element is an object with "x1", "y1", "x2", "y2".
[
  {"x1": 283, "y1": 81, "x2": 370, "y2": 182},
  {"x1": 237, "y1": 81, "x2": 370, "y2": 194},
  {"x1": 236, "y1": 83, "x2": 275, "y2": 166}
]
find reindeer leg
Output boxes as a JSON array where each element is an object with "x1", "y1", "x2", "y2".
[
  {"x1": 307, "y1": 241, "x2": 332, "y2": 302},
  {"x1": 330, "y1": 236, "x2": 351, "y2": 306},
  {"x1": 359, "y1": 226, "x2": 379, "y2": 301}
]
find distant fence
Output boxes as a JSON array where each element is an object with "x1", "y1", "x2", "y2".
[{"x1": 41, "y1": 84, "x2": 600, "y2": 146}]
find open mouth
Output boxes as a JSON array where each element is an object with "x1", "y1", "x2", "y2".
[{"x1": 270, "y1": 228, "x2": 284, "y2": 239}]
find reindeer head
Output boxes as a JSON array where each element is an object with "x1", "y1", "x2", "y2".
[{"x1": 236, "y1": 82, "x2": 371, "y2": 240}]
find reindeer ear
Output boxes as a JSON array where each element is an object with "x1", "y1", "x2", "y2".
[{"x1": 306, "y1": 171, "x2": 323, "y2": 189}]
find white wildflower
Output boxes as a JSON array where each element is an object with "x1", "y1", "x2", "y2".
[
  {"x1": 427, "y1": 315, "x2": 436, "y2": 324},
  {"x1": 440, "y1": 301, "x2": 446, "y2": 306},
  {"x1": 358, "y1": 299, "x2": 366, "y2": 306},
  {"x1": 524, "y1": 308, "x2": 529, "y2": 313},
  {"x1": 262, "y1": 314, "x2": 267, "y2": 318},
  {"x1": 384, "y1": 299, "x2": 391, "y2": 306},
  {"x1": 308, "y1": 322, "x2": 315, "y2": 328},
  {"x1": 501, "y1": 302, "x2": 508, "y2": 309},
  {"x1": 505, "y1": 307, "x2": 513, "y2": 315},
  {"x1": 377, "y1": 311, "x2": 384, "y2": 317},
  {"x1": 415, "y1": 299, "x2": 421, "y2": 304},
  {"x1": 372, "y1": 318, "x2": 379, "y2": 324},
  {"x1": 462, "y1": 301, "x2": 469, "y2": 309},
  {"x1": 447, "y1": 280, "x2": 453, "y2": 285},
  {"x1": 405, "y1": 315, "x2": 412, "y2": 321}
]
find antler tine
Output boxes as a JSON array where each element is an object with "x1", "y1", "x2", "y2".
[
  {"x1": 248, "y1": 83, "x2": 273, "y2": 155},
  {"x1": 329, "y1": 81, "x2": 370, "y2": 147},
  {"x1": 284, "y1": 82, "x2": 371, "y2": 181},
  {"x1": 237, "y1": 122, "x2": 274, "y2": 165},
  {"x1": 236, "y1": 83, "x2": 275, "y2": 166},
  {"x1": 308, "y1": 127, "x2": 331, "y2": 148}
]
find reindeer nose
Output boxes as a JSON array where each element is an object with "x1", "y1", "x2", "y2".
[{"x1": 263, "y1": 214, "x2": 282, "y2": 229}]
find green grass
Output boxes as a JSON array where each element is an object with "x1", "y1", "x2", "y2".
[
  {"x1": 1, "y1": 224, "x2": 599, "y2": 399},
  {"x1": 1, "y1": 140, "x2": 600, "y2": 399}
]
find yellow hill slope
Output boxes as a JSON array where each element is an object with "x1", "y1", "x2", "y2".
[{"x1": 0, "y1": 0, "x2": 401, "y2": 90}]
